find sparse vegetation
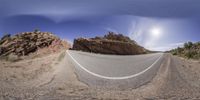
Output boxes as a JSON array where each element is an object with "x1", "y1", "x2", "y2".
[
  {"x1": 103, "y1": 32, "x2": 136, "y2": 43},
  {"x1": 170, "y1": 41, "x2": 200, "y2": 59},
  {"x1": 34, "y1": 28, "x2": 40, "y2": 33},
  {"x1": 0, "y1": 53, "x2": 22, "y2": 62}
]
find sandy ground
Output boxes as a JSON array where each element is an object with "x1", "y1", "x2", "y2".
[{"x1": 0, "y1": 51, "x2": 200, "y2": 100}]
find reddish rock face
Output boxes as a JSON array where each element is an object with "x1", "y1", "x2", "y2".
[
  {"x1": 0, "y1": 31, "x2": 70, "y2": 56},
  {"x1": 72, "y1": 32, "x2": 147, "y2": 55}
]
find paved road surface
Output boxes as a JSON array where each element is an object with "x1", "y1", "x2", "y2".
[
  {"x1": 67, "y1": 50, "x2": 163, "y2": 78},
  {"x1": 67, "y1": 50, "x2": 163, "y2": 88}
]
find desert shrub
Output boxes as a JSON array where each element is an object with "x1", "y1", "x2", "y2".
[
  {"x1": 184, "y1": 42, "x2": 193, "y2": 49},
  {"x1": 34, "y1": 29, "x2": 40, "y2": 33},
  {"x1": 104, "y1": 32, "x2": 135, "y2": 43},
  {"x1": 197, "y1": 42, "x2": 200, "y2": 46},
  {"x1": 172, "y1": 51, "x2": 177, "y2": 55},
  {"x1": 184, "y1": 51, "x2": 197, "y2": 59},
  {"x1": 170, "y1": 41, "x2": 200, "y2": 59},
  {"x1": 193, "y1": 51, "x2": 200, "y2": 59},
  {"x1": 177, "y1": 47, "x2": 183, "y2": 54}
]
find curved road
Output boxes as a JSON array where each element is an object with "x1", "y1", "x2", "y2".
[{"x1": 67, "y1": 50, "x2": 163, "y2": 89}]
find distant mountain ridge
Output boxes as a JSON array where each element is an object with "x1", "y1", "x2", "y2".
[{"x1": 71, "y1": 32, "x2": 148, "y2": 55}]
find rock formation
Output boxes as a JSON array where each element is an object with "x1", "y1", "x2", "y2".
[
  {"x1": 72, "y1": 32, "x2": 148, "y2": 55},
  {"x1": 0, "y1": 30, "x2": 70, "y2": 57}
]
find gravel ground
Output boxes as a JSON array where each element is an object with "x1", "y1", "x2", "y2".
[{"x1": 0, "y1": 52, "x2": 200, "y2": 100}]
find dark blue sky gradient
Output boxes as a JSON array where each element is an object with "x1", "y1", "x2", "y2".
[{"x1": 0, "y1": 0, "x2": 200, "y2": 51}]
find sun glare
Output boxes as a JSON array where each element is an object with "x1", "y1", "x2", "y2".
[{"x1": 151, "y1": 27, "x2": 161, "y2": 38}]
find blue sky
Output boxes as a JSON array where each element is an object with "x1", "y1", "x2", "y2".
[{"x1": 0, "y1": 0, "x2": 200, "y2": 51}]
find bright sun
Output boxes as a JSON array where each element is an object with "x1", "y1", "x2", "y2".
[{"x1": 151, "y1": 27, "x2": 161, "y2": 38}]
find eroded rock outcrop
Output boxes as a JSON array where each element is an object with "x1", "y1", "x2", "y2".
[
  {"x1": 0, "y1": 30, "x2": 70, "y2": 57},
  {"x1": 72, "y1": 32, "x2": 148, "y2": 55}
]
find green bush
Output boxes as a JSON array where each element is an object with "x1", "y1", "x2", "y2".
[
  {"x1": 184, "y1": 51, "x2": 197, "y2": 59},
  {"x1": 170, "y1": 41, "x2": 200, "y2": 59},
  {"x1": 184, "y1": 42, "x2": 193, "y2": 49},
  {"x1": 172, "y1": 52, "x2": 177, "y2": 55}
]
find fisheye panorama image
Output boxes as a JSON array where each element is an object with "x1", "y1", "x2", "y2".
[{"x1": 0, "y1": 0, "x2": 200, "y2": 100}]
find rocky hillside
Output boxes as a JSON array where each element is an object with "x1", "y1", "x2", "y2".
[
  {"x1": 0, "y1": 30, "x2": 70, "y2": 58},
  {"x1": 71, "y1": 32, "x2": 148, "y2": 55},
  {"x1": 170, "y1": 41, "x2": 200, "y2": 59}
]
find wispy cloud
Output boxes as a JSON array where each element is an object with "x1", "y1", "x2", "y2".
[
  {"x1": 1, "y1": 0, "x2": 200, "y2": 19},
  {"x1": 128, "y1": 17, "x2": 159, "y2": 46},
  {"x1": 147, "y1": 42, "x2": 184, "y2": 51}
]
